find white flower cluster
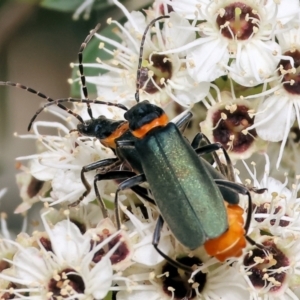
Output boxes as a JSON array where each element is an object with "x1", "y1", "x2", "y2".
[
  {"x1": 1, "y1": 0, "x2": 300, "y2": 299},
  {"x1": 80, "y1": 0, "x2": 300, "y2": 166}
]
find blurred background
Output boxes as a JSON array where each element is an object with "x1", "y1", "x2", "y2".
[{"x1": 0, "y1": 0, "x2": 149, "y2": 231}]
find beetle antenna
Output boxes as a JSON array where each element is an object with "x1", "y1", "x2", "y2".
[
  {"x1": 28, "y1": 98, "x2": 128, "y2": 131},
  {"x1": 135, "y1": 15, "x2": 170, "y2": 103},
  {"x1": 77, "y1": 23, "x2": 101, "y2": 119},
  {"x1": 0, "y1": 81, "x2": 85, "y2": 128}
]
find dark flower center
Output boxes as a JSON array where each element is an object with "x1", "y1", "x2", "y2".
[
  {"x1": 254, "y1": 203, "x2": 290, "y2": 227},
  {"x1": 161, "y1": 256, "x2": 206, "y2": 299},
  {"x1": 71, "y1": 219, "x2": 86, "y2": 234},
  {"x1": 48, "y1": 268, "x2": 85, "y2": 299},
  {"x1": 244, "y1": 240, "x2": 289, "y2": 292},
  {"x1": 159, "y1": 3, "x2": 174, "y2": 15},
  {"x1": 139, "y1": 54, "x2": 172, "y2": 94},
  {"x1": 91, "y1": 231, "x2": 129, "y2": 265},
  {"x1": 212, "y1": 104, "x2": 256, "y2": 153},
  {"x1": 40, "y1": 237, "x2": 52, "y2": 252},
  {"x1": 1, "y1": 283, "x2": 17, "y2": 299},
  {"x1": 0, "y1": 260, "x2": 10, "y2": 272},
  {"x1": 278, "y1": 50, "x2": 300, "y2": 94},
  {"x1": 290, "y1": 125, "x2": 300, "y2": 143},
  {"x1": 27, "y1": 176, "x2": 44, "y2": 198},
  {"x1": 216, "y1": 2, "x2": 260, "y2": 40}
]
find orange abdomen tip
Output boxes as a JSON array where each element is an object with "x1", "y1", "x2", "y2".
[{"x1": 204, "y1": 204, "x2": 246, "y2": 261}]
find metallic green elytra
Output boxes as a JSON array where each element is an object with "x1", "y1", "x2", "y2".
[{"x1": 135, "y1": 122, "x2": 228, "y2": 249}]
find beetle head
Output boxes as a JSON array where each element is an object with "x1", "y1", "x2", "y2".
[{"x1": 77, "y1": 115, "x2": 127, "y2": 142}]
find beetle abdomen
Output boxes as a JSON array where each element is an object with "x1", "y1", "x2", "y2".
[{"x1": 204, "y1": 203, "x2": 246, "y2": 261}]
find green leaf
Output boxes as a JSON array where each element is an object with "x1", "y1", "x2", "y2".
[
  {"x1": 40, "y1": 0, "x2": 115, "y2": 13},
  {"x1": 104, "y1": 291, "x2": 113, "y2": 300},
  {"x1": 40, "y1": 0, "x2": 84, "y2": 12},
  {"x1": 103, "y1": 198, "x2": 115, "y2": 210},
  {"x1": 70, "y1": 23, "x2": 121, "y2": 98},
  {"x1": 93, "y1": 0, "x2": 115, "y2": 11}
]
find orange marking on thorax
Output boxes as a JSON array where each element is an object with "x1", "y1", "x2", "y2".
[
  {"x1": 132, "y1": 113, "x2": 169, "y2": 138},
  {"x1": 204, "y1": 203, "x2": 246, "y2": 261},
  {"x1": 101, "y1": 122, "x2": 129, "y2": 149}
]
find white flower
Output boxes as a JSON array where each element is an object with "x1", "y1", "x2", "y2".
[
  {"x1": 231, "y1": 155, "x2": 300, "y2": 298},
  {"x1": 158, "y1": 0, "x2": 299, "y2": 26},
  {"x1": 0, "y1": 211, "x2": 123, "y2": 299},
  {"x1": 88, "y1": 217, "x2": 133, "y2": 271},
  {"x1": 157, "y1": 0, "x2": 299, "y2": 86},
  {"x1": 14, "y1": 164, "x2": 50, "y2": 213},
  {"x1": 116, "y1": 257, "x2": 250, "y2": 299},
  {"x1": 113, "y1": 194, "x2": 250, "y2": 299},
  {"x1": 120, "y1": 201, "x2": 173, "y2": 267},
  {"x1": 246, "y1": 25, "x2": 300, "y2": 168},
  {"x1": 239, "y1": 155, "x2": 300, "y2": 238},
  {"x1": 78, "y1": 2, "x2": 211, "y2": 108},
  {"x1": 235, "y1": 236, "x2": 300, "y2": 299}
]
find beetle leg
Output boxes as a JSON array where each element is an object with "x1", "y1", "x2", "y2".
[
  {"x1": 191, "y1": 133, "x2": 227, "y2": 179},
  {"x1": 217, "y1": 185, "x2": 240, "y2": 205},
  {"x1": 92, "y1": 170, "x2": 136, "y2": 217},
  {"x1": 114, "y1": 174, "x2": 147, "y2": 229},
  {"x1": 249, "y1": 187, "x2": 268, "y2": 194},
  {"x1": 214, "y1": 180, "x2": 252, "y2": 231},
  {"x1": 172, "y1": 110, "x2": 193, "y2": 133},
  {"x1": 194, "y1": 142, "x2": 235, "y2": 182},
  {"x1": 214, "y1": 180, "x2": 266, "y2": 251},
  {"x1": 71, "y1": 157, "x2": 121, "y2": 207},
  {"x1": 130, "y1": 185, "x2": 155, "y2": 205},
  {"x1": 92, "y1": 171, "x2": 154, "y2": 222},
  {"x1": 190, "y1": 132, "x2": 203, "y2": 149},
  {"x1": 153, "y1": 216, "x2": 194, "y2": 273}
]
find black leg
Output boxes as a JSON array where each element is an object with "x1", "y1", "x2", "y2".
[
  {"x1": 131, "y1": 185, "x2": 155, "y2": 205},
  {"x1": 217, "y1": 185, "x2": 240, "y2": 205},
  {"x1": 192, "y1": 133, "x2": 235, "y2": 182},
  {"x1": 72, "y1": 157, "x2": 121, "y2": 207},
  {"x1": 92, "y1": 170, "x2": 155, "y2": 220},
  {"x1": 191, "y1": 132, "x2": 203, "y2": 149},
  {"x1": 214, "y1": 180, "x2": 252, "y2": 234},
  {"x1": 153, "y1": 216, "x2": 194, "y2": 273},
  {"x1": 215, "y1": 180, "x2": 266, "y2": 250},
  {"x1": 173, "y1": 111, "x2": 193, "y2": 133},
  {"x1": 114, "y1": 174, "x2": 147, "y2": 229},
  {"x1": 93, "y1": 170, "x2": 136, "y2": 217}
]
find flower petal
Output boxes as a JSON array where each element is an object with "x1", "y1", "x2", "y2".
[
  {"x1": 254, "y1": 95, "x2": 295, "y2": 142},
  {"x1": 276, "y1": 0, "x2": 299, "y2": 25},
  {"x1": 50, "y1": 220, "x2": 89, "y2": 265},
  {"x1": 186, "y1": 38, "x2": 229, "y2": 82},
  {"x1": 164, "y1": 12, "x2": 196, "y2": 56},
  {"x1": 14, "y1": 247, "x2": 48, "y2": 283},
  {"x1": 132, "y1": 233, "x2": 172, "y2": 266},
  {"x1": 230, "y1": 40, "x2": 281, "y2": 87}
]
